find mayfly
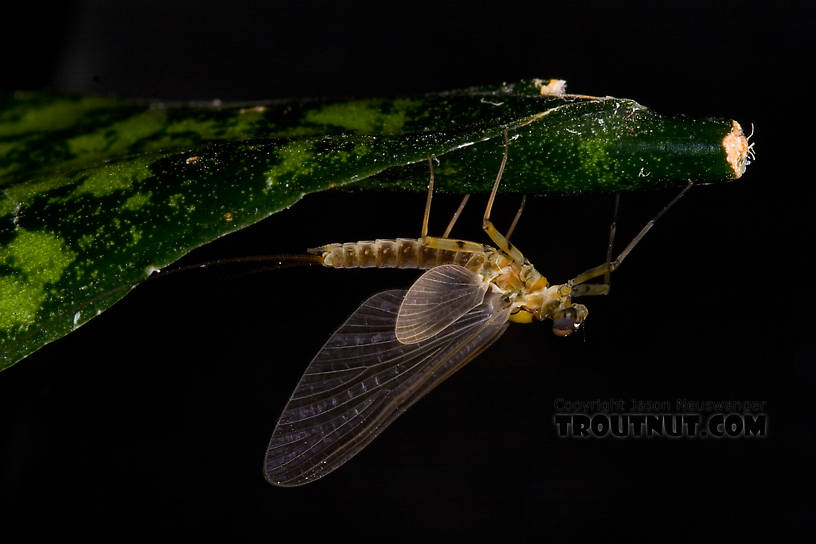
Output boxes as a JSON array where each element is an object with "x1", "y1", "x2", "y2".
[{"x1": 264, "y1": 127, "x2": 698, "y2": 487}]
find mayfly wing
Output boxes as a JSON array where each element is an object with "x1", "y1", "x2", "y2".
[
  {"x1": 264, "y1": 288, "x2": 511, "y2": 487},
  {"x1": 395, "y1": 264, "x2": 489, "y2": 344}
]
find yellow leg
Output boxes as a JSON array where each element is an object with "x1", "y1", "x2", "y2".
[
  {"x1": 603, "y1": 193, "x2": 620, "y2": 287},
  {"x1": 422, "y1": 156, "x2": 471, "y2": 240},
  {"x1": 505, "y1": 195, "x2": 526, "y2": 241},
  {"x1": 442, "y1": 194, "x2": 470, "y2": 239},
  {"x1": 422, "y1": 236, "x2": 485, "y2": 254},
  {"x1": 415, "y1": 158, "x2": 485, "y2": 255},
  {"x1": 570, "y1": 182, "x2": 693, "y2": 289},
  {"x1": 571, "y1": 283, "x2": 611, "y2": 297},
  {"x1": 482, "y1": 127, "x2": 526, "y2": 266},
  {"x1": 421, "y1": 155, "x2": 435, "y2": 239}
]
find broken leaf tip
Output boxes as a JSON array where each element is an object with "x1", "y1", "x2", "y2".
[{"x1": 723, "y1": 120, "x2": 753, "y2": 178}]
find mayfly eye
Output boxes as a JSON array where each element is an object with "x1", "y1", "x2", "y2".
[{"x1": 552, "y1": 308, "x2": 579, "y2": 337}]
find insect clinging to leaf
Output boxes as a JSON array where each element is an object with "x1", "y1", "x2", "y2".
[{"x1": 263, "y1": 127, "x2": 693, "y2": 487}]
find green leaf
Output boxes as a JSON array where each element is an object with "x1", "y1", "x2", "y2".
[{"x1": 0, "y1": 79, "x2": 750, "y2": 370}]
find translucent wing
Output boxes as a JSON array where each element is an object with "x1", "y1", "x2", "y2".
[
  {"x1": 264, "y1": 288, "x2": 511, "y2": 487},
  {"x1": 395, "y1": 264, "x2": 489, "y2": 344}
]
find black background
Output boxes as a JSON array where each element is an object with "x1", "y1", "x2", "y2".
[{"x1": 1, "y1": 1, "x2": 814, "y2": 541}]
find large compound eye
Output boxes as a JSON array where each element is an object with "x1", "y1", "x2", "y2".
[{"x1": 552, "y1": 308, "x2": 579, "y2": 337}]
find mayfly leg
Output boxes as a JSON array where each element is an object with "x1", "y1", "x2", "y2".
[
  {"x1": 441, "y1": 194, "x2": 470, "y2": 239},
  {"x1": 420, "y1": 154, "x2": 485, "y2": 254},
  {"x1": 603, "y1": 193, "x2": 621, "y2": 287},
  {"x1": 422, "y1": 154, "x2": 472, "y2": 240},
  {"x1": 420, "y1": 155, "x2": 436, "y2": 239},
  {"x1": 482, "y1": 127, "x2": 526, "y2": 266},
  {"x1": 571, "y1": 182, "x2": 694, "y2": 296},
  {"x1": 422, "y1": 127, "x2": 528, "y2": 260},
  {"x1": 505, "y1": 194, "x2": 527, "y2": 242},
  {"x1": 570, "y1": 197, "x2": 618, "y2": 296}
]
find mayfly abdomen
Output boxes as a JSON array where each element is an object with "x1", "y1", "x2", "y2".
[{"x1": 310, "y1": 238, "x2": 488, "y2": 271}]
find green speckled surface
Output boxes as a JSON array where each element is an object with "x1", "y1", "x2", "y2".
[{"x1": 0, "y1": 79, "x2": 742, "y2": 369}]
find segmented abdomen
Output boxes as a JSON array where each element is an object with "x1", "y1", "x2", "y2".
[{"x1": 309, "y1": 238, "x2": 488, "y2": 272}]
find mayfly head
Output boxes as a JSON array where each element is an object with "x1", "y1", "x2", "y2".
[{"x1": 551, "y1": 304, "x2": 588, "y2": 337}]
